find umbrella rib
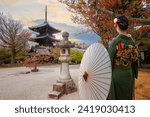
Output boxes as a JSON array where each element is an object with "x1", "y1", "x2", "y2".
[
  {"x1": 91, "y1": 48, "x2": 105, "y2": 71},
  {"x1": 89, "y1": 83, "x2": 94, "y2": 100},
  {"x1": 99, "y1": 65, "x2": 111, "y2": 72},
  {"x1": 88, "y1": 81, "x2": 93, "y2": 100},
  {"x1": 93, "y1": 76, "x2": 111, "y2": 79},
  {"x1": 91, "y1": 82, "x2": 102, "y2": 99},
  {"x1": 90, "y1": 45, "x2": 103, "y2": 71},
  {"x1": 92, "y1": 52, "x2": 107, "y2": 70},
  {"x1": 92, "y1": 80, "x2": 107, "y2": 98},
  {"x1": 90, "y1": 82, "x2": 100, "y2": 100},
  {"x1": 89, "y1": 72, "x2": 101, "y2": 100},
  {"x1": 92, "y1": 79, "x2": 109, "y2": 93},
  {"x1": 91, "y1": 47, "x2": 104, "y2": 69},
  {"x1": 93, "y1": 65, "x2": 111, "y2": 74},
  {"x1": 88, "y1": 45, "x2": 96, "y2": 70},
  {"x1": 89, "y1": 78, "x2": 96, "y2": 100},
  {"x1": 91, "y1": 81, "x2": 104, "y2": 99},
  {"x1": 96, "y1": 59, "x2": 110, "y2": 71},
  {"x1": 92, "y1": 78, "x2": 110, "y2": 86},
  {"x1": 92, "y1": 59, "x2": 109, "y2": 73},
  {"x1": 94, "y1": 71, "x2": 111, "y2": 75},
  {"x1": 92, "y1": 56, "x2": 110, "y2": 72}
]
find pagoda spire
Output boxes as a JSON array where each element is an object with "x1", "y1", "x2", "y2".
[{"x1": 45, "y1": 5, "x2": 47, "y2": 23}]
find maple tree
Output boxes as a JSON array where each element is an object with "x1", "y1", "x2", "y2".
[
  {"x1": 58, "y1": 0, "x2": 150, "y2": 48},
  {"x1": 23, "y1": 52, "x2": 51, "y2": 72}
]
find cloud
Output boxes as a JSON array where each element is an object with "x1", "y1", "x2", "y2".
[
  {"x1": 1, "y1": 0, "x2": 22, "y2": 6},
  {"x1": 37, "y1": 0, "x2": 55, "y2": 5},
  {"x1": 1, "y1": 0, "x2": 78, "y2": 27},
  {"x1": 1, "y1": 0, "x2": 99, "y2": 44}
]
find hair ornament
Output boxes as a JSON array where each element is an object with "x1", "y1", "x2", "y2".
[{"x1": 114, "y1": 18, "x2": 118, "y2": 23}]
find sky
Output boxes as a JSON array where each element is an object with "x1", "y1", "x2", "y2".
[
  {"x1": 0, "y1": 0, "x2": 77, "y2": 27},
  {"x1": 0, "y1": 0, "x2": 99, "y2": 44}
]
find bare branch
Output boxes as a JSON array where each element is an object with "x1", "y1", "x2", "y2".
[{"x1": 0, "y1": 13, "x2": 31, "y2": 64}]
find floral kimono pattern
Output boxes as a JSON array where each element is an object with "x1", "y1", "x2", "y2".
[{"x1": 114, "y1": 41, "x2": 139, "y2": 67}]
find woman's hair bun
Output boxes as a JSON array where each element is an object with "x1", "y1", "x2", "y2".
[{"x1": 116, "y1": 15, "x2": 128, "y2": 30}]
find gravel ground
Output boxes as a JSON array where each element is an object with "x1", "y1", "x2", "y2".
[
  {"x1": 0, "y1": 65, "x2": 149, "y2": 100},
  {"x1": 0, "y1": 64, "x2": 80, "y2": 100}
]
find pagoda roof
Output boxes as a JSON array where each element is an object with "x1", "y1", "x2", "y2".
[
  {"x1": 29, "y1": 22, "x2": 61, "y2": 34},
  {"x1": 30, "y1": 35, "x2": 60, "y2": 42}
]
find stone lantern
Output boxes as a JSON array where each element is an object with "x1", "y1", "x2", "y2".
[
  {"x1": 48, "y1": 32, "x2": 77, "y2": 99},
  {"x1": 59, "y1": 32, "x2": 71, "y2": 81}
]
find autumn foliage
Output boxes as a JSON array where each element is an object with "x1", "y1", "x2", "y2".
[
  {"x1": 58, "y1": 0, "x2": 150, "y2": 48},
  {"x1": 23, "y1": 52, "x2": 51, "y2": 72}
]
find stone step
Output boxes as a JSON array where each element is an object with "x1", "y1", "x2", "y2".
[
  {"x1": 57, "y1": 79, "x2": 77, "y2": 94},
  {"x1": 53, "y1": 83, "x2": 65, "y2": 94},
  {"x1": 48, "y1": 91, "x2": 62, "y2": 99}
]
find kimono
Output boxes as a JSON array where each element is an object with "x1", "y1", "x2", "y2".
[{"x1": 107, "y1": 34, "x2": 139, "y2": 100}]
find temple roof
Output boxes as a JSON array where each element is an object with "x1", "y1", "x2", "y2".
[
  {"x1": 28, "y1": 6, "x2": 60, "y2": 47},
  {"x1": 29, "y1": 22, "x2": 61, "y2": 34},
  {"x1": 30, "y1": 35, "x2": 59, "y2": 42}
]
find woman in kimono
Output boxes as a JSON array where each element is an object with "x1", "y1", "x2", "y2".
[{"x1": 107, "y1": 15, "x2": 139, "y2": 100}]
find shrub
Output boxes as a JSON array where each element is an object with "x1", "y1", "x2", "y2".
[
  {"x1": 70, "y1": 49, "x2": 83, "y2": 64},
  {"x1": 51, "y1": 47, "x2": 60, "y2": 63},
  {"x1": 0, "y1": 48, "x2": 11, "y2": 64},
  {"x1": 23, "y1": 52, "x2": 51, "y2": 72}
]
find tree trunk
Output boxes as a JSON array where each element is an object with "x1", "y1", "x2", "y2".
[{"x1": 11, "y1": 48, "x2": 16, "y2": 64}]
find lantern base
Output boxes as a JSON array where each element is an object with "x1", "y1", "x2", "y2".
[
  {"x1": 57, "y1": 79, "x2": 77, "y2": 94},
  {"x1": 48, "y1": 79, "x2": 77, "y2": 99}
]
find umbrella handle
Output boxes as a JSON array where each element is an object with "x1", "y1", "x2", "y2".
[{"x1": 83, "y1": 71, "x2": 88, "y2": 82}]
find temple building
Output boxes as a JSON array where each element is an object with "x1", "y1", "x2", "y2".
[{"x1": 29, "y1": 6, "x2": 61, "y2": 47}]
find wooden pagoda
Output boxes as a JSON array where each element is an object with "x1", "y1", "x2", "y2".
[{"x1": 29, "y1": 6, "x2": 61, "y2": 47}]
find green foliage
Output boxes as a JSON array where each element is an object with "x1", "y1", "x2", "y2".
[
  {"x1": 16, "y1": 50, "x2": 27, "y2": 62},
  {"x1": 0, "y1": 48, "x2": 11, "y2": 64},
  {"x1": 51, "y1": 47, "x2": 60, "y2": 61},
  {"x1": 70, "y1": 49, "x2": 84, "y2": 64},
  {"x1": 16, "y1": 56, "x2": 27, "y2": 62}
]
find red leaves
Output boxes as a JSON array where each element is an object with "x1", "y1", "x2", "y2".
[
  {"x1": 130, "y1": 19, "x2": 140, "y2": 26},
  {"x1": 59, "y1": 0, "x2": 149, "y2": 48},
  {"x1": 23, "y1": 52, "x2": 51, "y2": 70}
]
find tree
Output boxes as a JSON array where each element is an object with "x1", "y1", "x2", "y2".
[
  {"x1": 0, "y1": 13, "x2": 31, "y2": 64},
  {"x1": 23, "y1": 52, "x2": 51, "y2": 72},
  {"x1": 51, "y1": 47, "x2": 60, "y2": 63},
  {"x1": 58, "y1": 0, "x2": 150, "y2": 48}
]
